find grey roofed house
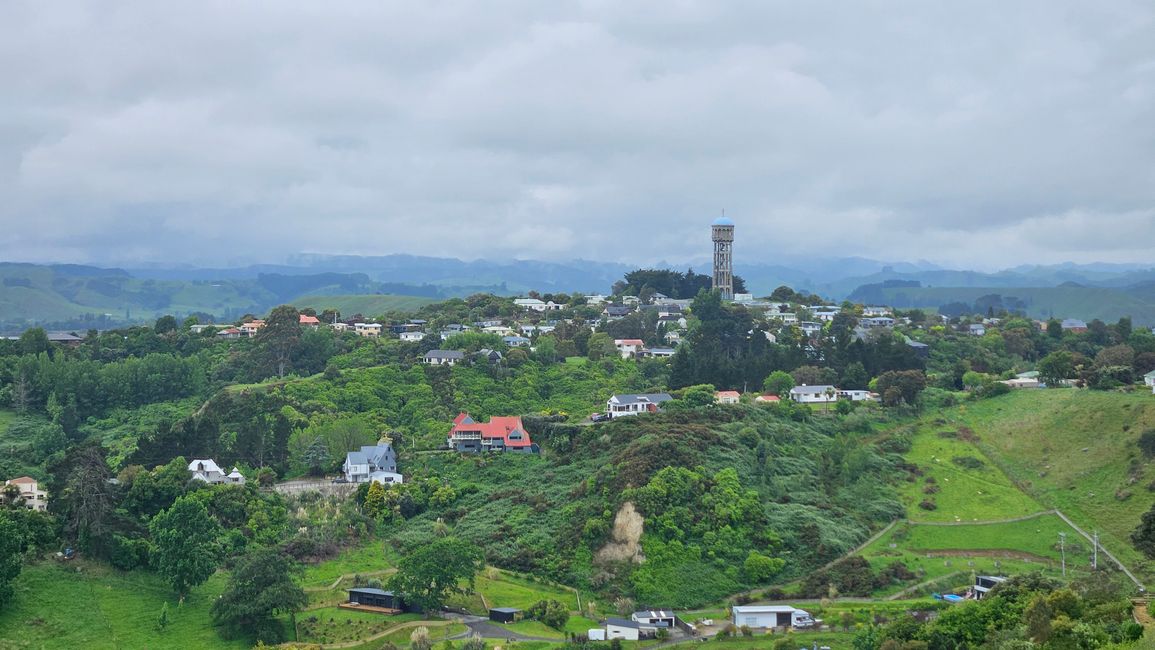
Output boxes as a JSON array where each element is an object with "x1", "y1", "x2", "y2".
[
  {"x1": 424, "y1": 349, "x2": 465, "y2": 365},
  {"x1": 603, "y1": 305, "x2": 632, "y2": 317},
  {"x1": 606, "y1": 393, "x2": 674, "y2": 418},
  {"x1": 605, "y1": 617, "x2": 642, "y2": 629},
  {"x1": 343, "y1": 442, "x2": 399, "y2": 482},
  {"x1": 46, "y1": 331, "x2": 84, "y2": 344}
]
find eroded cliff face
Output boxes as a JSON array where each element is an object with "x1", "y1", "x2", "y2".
[{"x1": 596, "y1": 501, "x2": 646, "y2": 564}]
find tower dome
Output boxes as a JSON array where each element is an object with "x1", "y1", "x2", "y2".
[{"x1": 711, "y1": 216, "x2": 735, "y2": 227}]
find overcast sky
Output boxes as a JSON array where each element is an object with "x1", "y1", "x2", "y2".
[{"x1": 2, "y1": 1, "x2": 1153, "y2": 270}]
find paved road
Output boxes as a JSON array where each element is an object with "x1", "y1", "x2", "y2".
[{"x1": 449, "y1": 615, "x2": 560, "y2": 642}]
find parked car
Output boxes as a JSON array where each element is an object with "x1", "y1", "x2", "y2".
[{"x1": 590, "y1": 412, "x2": 611, "y2": 422}]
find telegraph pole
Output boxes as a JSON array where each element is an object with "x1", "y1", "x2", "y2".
[{"x1": 1059, "y1": 532, "x2": 1067, "y2": 577}]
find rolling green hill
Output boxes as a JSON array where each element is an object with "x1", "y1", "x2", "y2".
[
  {"x1": 291, "y1": 294, "x2": 439, "y2": 316},
  {"x1": 850, "y1": 284, "x2": 1155, "y2": 324}
]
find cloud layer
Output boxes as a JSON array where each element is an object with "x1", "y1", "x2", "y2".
[{"x1": 2, "y1": 1, "x2": 1153, "y2": 269}]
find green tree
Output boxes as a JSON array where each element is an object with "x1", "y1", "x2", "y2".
[
  {"x1": 1037, "y1": 350, "x2": 1075, "y2": 387},
  {"x1": 1132, "y1": 502, "x2": 1155, "y2": 559},
  {"x1": 364, "y1": 481, "x2": 387, "y2": 519},
  {"x1": 587, "y1": 332, "x2": 617, "y2": 361},
  {"x1": 763, "y1": 370, "x2": 794, "y2": 396},
  {"x1": 388, "y1": 538, "x2": 483, "y2": 613},
  {"x1": 680, "y1": 384, "x2": 717, "y2": 409},
  {"x1": 154, "y1": 315, "x2": 179, "y2": 334},
  {"x1": 257, "y1": 305, "x2": 304, "y2": 378},
  {"x1": 743, "y1": 550, "x2": 785, "y2": 583},
  {"x1": 840, "y1": 362, "x2": 869, "y2": 391},
  {"x1": 150, "y1": 496, "x2": 221, "y2": 596},
  {"x1": 211, "y1": 547, "x2": 307, "y2": 643},
  {"x1": 526, "y1": 599, "x2": 570, "y2": 630},
  {"x1": 157, "y1": 602, "x2": 170, "y2": 631},
  {"x1": 18, "y1": 327, "x2": 50, "y2": 356},
  {"x1": 0, "y1": 512, "x2": 23, "y2": 610}
]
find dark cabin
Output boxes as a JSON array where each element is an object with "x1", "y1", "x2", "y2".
[
  {"x1": 347, "y1": 587, "x2": 405, "y2": 611},
  {"x1": 489, "y1": 607, "x2": 520, "y2": 623}
]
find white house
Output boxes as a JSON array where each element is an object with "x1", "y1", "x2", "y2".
[
  {"x1": 514, "y1": 298, "x2": 563, "y2": 312},
  {"x1": 837, "y1": 389, "x2": 879, "y2": 402},
  {"x1": 863, "y1": 306, "x2": 892, "y2": 317},
  {"x1": 731, "y1": 605, "x2": 814, "y2": 629},
  {"x1": 424, "y1": 350, "x2": 465, "y2": 366},
  {"x1": 789, "y1": 385, "x2": 838, "y2": 404},
  {"x1": 605, "y1": 618, "x2": 651, "y2": 641},
  {"x1": 715, "y1": 390, "x2": 741, "y2": 405},
  {"x1": 1144, "y1": 370, "x2": 1155, "y2": 388},
  {"x1": 606, "y1": 393, "x2": 674, "y2": 418},
  {"x1": 614, "y1": 339, "x2": 645, "y2": 359},
  {"x1": 399, "y1": 331, "x2": 426, "y2": 342},
  {"x1": 632, "y1": 610, "x2": 676, "y2": 629},
  {"x1": 343, "y1": 443, "x2": 401, "y2": 483},
  {"x1": 968, "y1": 324, "x2": 987, "y2": 336},
  {"x1": 3, "y1": 476, "x2": 47, "y2": 511},
  {"x1": 188, "y1": 459, "x2": 246, "y2": 485}
]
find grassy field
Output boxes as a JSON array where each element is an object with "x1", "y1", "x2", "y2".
[
  {"x1": 858, "y1": 516, "x2": 1081, "y2": 597},
  {"x1": 473, "y1": 571, "x2": 581, "y2": 611},
  {"x1": 295, "y1": 609, "x2": 428, "y2": 645},
  {"x1": 292, "y1": 294, "x2": 439, "y2": 317},
  {"x1": 300, "y1": 540, "x2": 396, "y2": 588},
  {"x1": 896, "y1": 416, "x2": 1045, "y2": 522},
  {"x1": 0, "y1": 560, "x2": 256, "y2": 649},
  {"x1": 918, "y1": 390, "x2": 1155, "y2": 579}
]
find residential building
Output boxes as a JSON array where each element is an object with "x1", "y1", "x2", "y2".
[
  {"x1": 1143, "y1": 370, "x2": 1155, "y2": 388},
  {"x1": 789, "y1": 385, "x2": 838, "y2": 404},
  {"x1": 631, "y1": 610, "x2": 676, "y2": 629},
  {"x1": 972, "y1": 575, "x2": 1007, "y2": 600},
  {"x1": 614, "y1": 339, "x2": 645, "y2": 359},
  {"x1": 861, "y1": 317, "x2": 896, "y2": 329},
  {"x1": 906, "y1": 339, "x2": 930, "y2": 358},
  {"x1": 1061, "y1": 318, "x2": 1088, "y2": 332},
  {"x1": 605, "y1": 618, "x2": 649, "y2": 641},
  {"x1": 354, "y1": 323, "x2": 383, "y2": 338},
  {"x1": 188, "y1": 459, "x2": 246, "y2": 485},
  {"x1": 399, "y1": 331, "x2": 425, "y2": 342},
  {"x1": 503, "y1": 335, "x2": 531, "y2": 347},
  {"x1": 862, "y1": 306, "x2": 892, "y2": 317},
  {"x1": 217, "y1": 327, "x2": 243, "y2": 339},
  {"x1": 968, "y1": 323, "x2": 986, "y2": 336},
  {"x1": 3, "y1": 476, "x2": 47, "y2": 511},
  {"x1": 424, "y1": 350, "x2": 465, "y2": 366},
  {"x1": 799, "y1": 322, "x2": 822, "y2": 337},
  {"x1": 754, "y1": 394, "x2": 781, "y2": 403},
  {"x1": 299, "y1": 315, "x2": 321, "y2": 327},
  {"x1": 646, "y1": 347, "x2": 676, "y2": 358},
  {"x1": 514, "y1": 298, "x2": 563, "y2": 312},
  {"x1": 837, "y1": 389, "x2": 879, "y2": 401},
  {"x1": 476, "y1": 348, "x2": 503, "y2": 363},
  {"x1": 603, "y1": 305, "x2": 632, "y2": 320},
  {"x1": 606, "y1": 393, "x2": 673, "y2": 418},
  {"x1": 343, "y1": 442, "x2": 402, "y2": 484},
  {"x1": 347, "y1": 588, "x2": 407, "y2": 611},
  {"x1": 240, "y1": 320, "x2": 265, "y2": 337},
  {"x1": 715, "y1": 390, "x2": 741, "y2": 405},
  {"x1": 731, "y1": 605, "x2": 814, "y2": 629},
  {"x1": 447, "y1": 413, "x2": 537, "y2": 453},
  {"x1": 483, "y1": 325, "x2": 516, "y2": 336}
]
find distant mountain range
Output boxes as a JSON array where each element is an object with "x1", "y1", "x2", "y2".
[{"x1": 2, "y1": 255, "x2": 1154, "y2": 331}]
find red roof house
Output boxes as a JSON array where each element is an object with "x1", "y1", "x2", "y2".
[
  {"x1": 299, "y1": 315, "x2": 321, "y2": 327},
  {"x1": 715, "y1": 390, "x2": 742, "y2": 404},
  {"x1": 448, "y1": 413, "x2": 537, "y2": 453}
]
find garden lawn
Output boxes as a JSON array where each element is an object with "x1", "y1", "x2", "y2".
[
  {"x1": 498, "y1": 619, "x2": 566, "y2": 639},
  {"x1": 0, "y1": 560, "x2": 256, "y2": 649}
]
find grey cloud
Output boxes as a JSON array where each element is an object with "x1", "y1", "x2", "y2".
[{"x1": 0, "y1": 0, "x2": 1152, "y2": 269}]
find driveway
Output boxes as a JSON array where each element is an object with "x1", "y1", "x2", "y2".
[{"x1": 447, "y1": 615, "x2": 561, "y2": 642}]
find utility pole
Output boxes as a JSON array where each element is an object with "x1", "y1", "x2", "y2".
[{"x1": 1059, "y1": 532, "x2": 1067, "y2": 577}]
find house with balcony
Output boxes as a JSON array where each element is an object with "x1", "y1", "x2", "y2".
[
  {"x1": 3, "y1": 476, "x2": 48, "y2": 511},
  {"x1": 447, "y1": 413, "x2": 538, "y2": 453}
]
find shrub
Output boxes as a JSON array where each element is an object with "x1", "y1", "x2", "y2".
[
  {"x1": 1139, "y1": 430, "x2": 1155, "y2": 458},
  {"x1": 918, "y1": 499, "x2": 937, "y2": 511},
  {"x1": 951, "y1": 456, "x2": 985, "y2": 470}
]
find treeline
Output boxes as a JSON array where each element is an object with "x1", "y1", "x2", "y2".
[{"x1": 616, "y1": 268, "x2": 747, "y2": 299}]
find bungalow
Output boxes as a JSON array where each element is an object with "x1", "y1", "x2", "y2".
[
  {"x1": 399, "y1": 331, "x2": 426, "y2": 342},
  {"x1": 968, "y1": 323, "x2": 986, "y2": 336},
  {"x1": 789, "y1": 385, "x2": 838, "y2": 404},
  {"x1": 503, "y1": 335, "x2": 531, "y2": 348},
  {"x1": 3, "y1": 476, "x2": 47, "y2": 511},
  {"x1": 584, "y1": 294, "x2": 607, "y2": 305},
  {"x1": 330, "y1": 322, "x2": 351, "y2": 333},
  {"x1": 813, "y1": 308, "x2": 840, "y2": 322},
  {"x1": 731, "y1": 605, "x2": 815, "y2": 629},
  {"x1": 188, "y1": 459, "x2": 246, "y2": 485},
  {"x1": 632, "y1": 610, "x2": 676, "y2": 629},
  {"x1": 664, "y1": 330, "x2": 683, "y2": 344},
  {"x1": 347, "y1": 588, "x2": 406, "y2": 611},
  {"x1": 46, "y1": 331, "x2": 84, "y2": 346},
  {"x1": 837, "y1": 389, "x2": 879, "y2": 402},
  {"x1": 424, "y1": 350, "x2": 465, "y2": 366},
  {"x1": 614, "y1": 339, "x2": 645, "y2": 359},
  {"x1": 861, "y1": 317, "x2": 896, "y2": 329},
  {"x1": 483, "y1": 325, "x2": 516, "y2": 337},
  {"x1": 862, "y1": 306, "x2": 892, "y2": 317},
  {"x1": 646, "y1": 347, "x2": 676, "y2": 358},
  {"x1": 605, "y1": 618, "x2": 651, "y2": 641},
  {"x1": 447, "y1": 413, "x2": 537, "y2": 453},
  {"x1": 603, "y1": 305, "x2": 632, "y2": 320},
  {"x1": 799, "y1": 322, "x2": 823, "y2": 337},
  {"x1": 606, "y1": 393, "x2": 673, "y2": 418},
  {"x1": 354, "y1": 323, "x2": 383, "y2": 338},
  {"x1": 754, "y1": 394, "x2": 781, "y2": 403},
  {"x1": 343, "y1": 442, "x2": 400, "y2": 483},
  {"x1": 216, "y1": 327, "x2": 242, "y2": 339},
  {"x1": 906, "y1": 339, "x2": 930, "y2": 358},
  {"x1": 715, "y1": 390, "x2": 741, "y2": 405},
  {"x1": 299, "y1": 314, "x2": 321, "y2": 328},
  {"x1": 1000, "y1": 377, "x2": 1041, "y2": 389},
  {"x1": 514, "y1": 298, "x2": 563, "y2": 312},
  {"x1": 476, "y1": 348, "x2": 503, "y2": 363},
  {"x1": 770, "y1": 313, "x2": 798, "y2": 324}
]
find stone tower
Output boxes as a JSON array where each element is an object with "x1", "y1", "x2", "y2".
[{"x1": 711, "y1": 216, "x2": 735, "y2": 299}]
